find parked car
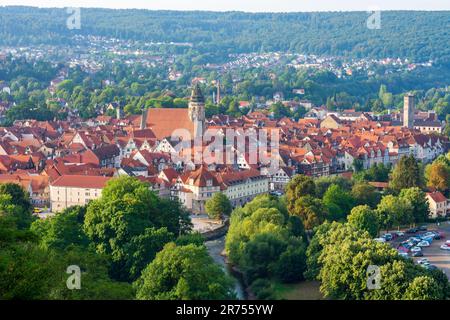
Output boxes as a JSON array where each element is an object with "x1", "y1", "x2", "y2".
[
  {"x1": 412, "y1": 251, "x2": 423, "y2": 257},
  {"x1": 418, "y1": 226, "x2": 428, "y2": 231},
  {"x1": 418, "y1": 258, "x2": 429, "y2": 264},
  {"x1": 445, "y1": 240, "x2": 450, "y2": 245},
  {"x1": 421, "y1": 237, "x2": 434, "y2": 244},
  {"x1": 408, "y1": 237, "x2": 421, "y2": 245},
  {"x1": 410, "y1": 246, "x2": 422, "y2": 253},
  {"x1": 270, "y1": 191, "x2": 284, "y2": 197},
  {"x1": 417, "y1": 241, "x2": 430, "y2": 247},
  {"x1": 421, "y1": 234, "x2": 434, "y2": 241},
  {"x1": 424, "y1": 264, "x2": 438, "y2": 271},
  {"x1": 406, "y1": 228, "x2": 418, "y2": 234},
  {"x1": 398, "y1": 252, "x2": 409, "y2": 259},
  {"x1": 440, "y1": 244, "x2": 450, "y2": 251},
  {"x1": 383, "y1": 233, "x2": 393, "y2": 241},
  {"x1": 400, "y1": 242, "x2": 412, "y2": 249},
  {"x1": 374, "y1": 237, "x2": 386, "y2": 243},
  {"x1": 396, "y1": 231, "x2": 405, "y2": 237},
  {"x1": 432, "y1": 231, "x2": 443, "y2": 240}
]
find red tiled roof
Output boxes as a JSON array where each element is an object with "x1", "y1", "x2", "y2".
[
  {"x1": 427, "y1": 192, "x2": 447, "y2": 203},
  {"x1": 184, "y1": 166, "x2": 219, "y2": 187},
  {"x1": 369, "y1": 181, "x2": 389, "y2": 188},
  {"x1": 145, "y1": 108, "x2": 194, "y2": 140},
  {"x1": 51, "y1": 175, "x2": 111, "y2": 189}
]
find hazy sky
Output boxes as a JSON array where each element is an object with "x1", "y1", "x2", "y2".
[{"x1": 2, "y1": 0, "x2": 450, "y2": 12}]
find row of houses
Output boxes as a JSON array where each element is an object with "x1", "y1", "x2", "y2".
[{"x1": 0, "y1": 88, "x2": 448, "y2": 216}]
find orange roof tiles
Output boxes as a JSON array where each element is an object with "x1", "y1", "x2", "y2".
[
  {"x1": 427, "y1": 192, "x2": 447, "y2": 203},
  {"x1": 51, "y1": 175, "x2": 111, "y2": 189},
  {"x1": 145, "y1": 108, "x2": 194, "y2": 140}
]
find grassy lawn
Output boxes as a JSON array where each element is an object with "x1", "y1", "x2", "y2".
[{"x1": 272, "y1": 280, "x2": 323, "y2": 300}]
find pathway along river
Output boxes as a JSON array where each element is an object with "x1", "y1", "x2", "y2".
[{"x1": 205, "y1": 236, "x2": 247, "y2": 300}]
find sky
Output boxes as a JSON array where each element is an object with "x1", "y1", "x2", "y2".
[{"x1": 1, "y1": 0, "x2": 450, "y2": 12}]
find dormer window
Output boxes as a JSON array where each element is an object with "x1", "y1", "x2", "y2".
[{"x1": 206, "y1": 179, "x2": 212, "y2": 187}]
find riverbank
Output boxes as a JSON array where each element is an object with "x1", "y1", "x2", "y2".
[
  {"x1": 226, "y1": 257, "x2": 256, "y2": 300},
  {"x1": 204, "y1": 236, "x2": 247, "y2": 300}
]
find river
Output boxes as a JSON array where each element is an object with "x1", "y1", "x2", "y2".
[{"x1": 204, "y1": 236, "x2": 246, "y2": 300}]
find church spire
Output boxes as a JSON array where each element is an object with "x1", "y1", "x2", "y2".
[{"x1": 190, "y1": 82, "x2": 205, "y2": 103}]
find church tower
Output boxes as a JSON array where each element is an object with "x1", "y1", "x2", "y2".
[{"x1": 188, "y1": 83, "x2": 205, "y2": 140}]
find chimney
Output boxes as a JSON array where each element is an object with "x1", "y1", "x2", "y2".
[
  {"x1": 140, "y1": 108, "x2": 148, "y2": 130},
  {"x1": 216, "y1": 80, "x2": 221, "y2": 105},
  {"x1": 403, "y1": 93, "x2": 415, "y2": 129}
]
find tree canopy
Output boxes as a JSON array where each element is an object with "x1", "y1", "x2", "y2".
[
  {"x1": 0, "y1": 183, "x2": 35, "y2": 229},
  {"x1": 390, "y1": 155, "x2": 423, "y2": 192},
  {"x1": 347, "y1": 205, "x2": 379, "y2": 238},
  {"x1": 134, "y1": 243, "x2": 235, "y2": 300},
  {"x1": 205, "y1": 192, "x2": 232, "y2": 220},
  {"x1": 84, "y1": 176, "x2": 191, "y2": 281},
  {"x1": 225, "y1": 194, "x2": 307, "y2": 286}
]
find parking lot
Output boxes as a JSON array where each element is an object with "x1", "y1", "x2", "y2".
[{"x1": 385, "y1": 221, "x2": 450, "y2": 280}]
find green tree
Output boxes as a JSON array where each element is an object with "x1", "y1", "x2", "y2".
[
  {"x1": 123, "y1": 227, "x2": 175, "y2": 281},
  {"x1": 351, "y1": 182, "x2": 381, "y2": 208},
  {"x1": 426, "y1": 161, "x2": 449, "y2": 192},
  {"x1": 347, "y1": 205, "x2": 379, "y2": 237},
  {"x1": 290, "y1": 195, "x2": 327, "y2": 230},
  {"x1": 225, "y1": 195, "x2": 306, "y2": 284},
  {"x1": 30, "y1": 206, "x2": 89, "y2": 250},
  {"x1": 403, "y1": 276, "x2": 443, "y2": 300},
  {"x1": 205, "y1": 192, "x2": 232, "y2": 220},
  {"x1": 304, "y1": 221, "x2": 335, "y2": 280},
  {"x1": 399, "y1": 187, "x2": 430, "y2": 223},
  {"x1": 84, "y1": 176, "x2": 190, "y2": 281},
  {"x1": 323, "y1": 184, "x2": 354, "y2": 221},
  {"x1": 376, "y1": 195, "x2": 413, "y2": 230},
  {"x1": 390, "y1": 155, "x2": 422, "y2": 192},
  {"x1": 134, "y1": 243, "x2": 235, "y2": 300},
  {"x1": 319, "y1": 232, "x2": 398, "y2": 299},
  {"x1": 317, "y1": 221, "x2": 448, "y2": 300},
  {"x1": 364, "y1": 259, "x2": 420, "y2": 300},
  {"x1": 0, "y1": 242, "x2": 60, "y2": 299},
  {"x1": 175, "y1": 232, "x2": 205, "y2": 246},
  {"x1": 314, "y1": 175, "x2": 353, "y2": 198},
  {"x1": 0, "y1": 215, "x2": 133, "y2": 300},
  {"x1": 0, "y1": 183, "x2": 34, "y2": 229},
  {"x1": 285, "y1": 175, "x2": 316, "y2": 213},
  {"x1": 273, "y1": 244, "x2": 307, "y2": 283},
  {"x1": 49, "y1": 248, "x2": 135, "y2": 300}
]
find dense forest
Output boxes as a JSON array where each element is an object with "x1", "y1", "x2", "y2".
[{"x1": 1, "y1": 7, "x2": 450, "y2": 64}]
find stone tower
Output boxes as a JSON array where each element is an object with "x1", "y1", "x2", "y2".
[
  {"x1": 188, "y1": 83, "x2": 205, "y2": 140},
  {"x1": 403, "y1": 93, "x2": 415, "y2": 129}
]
